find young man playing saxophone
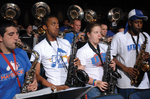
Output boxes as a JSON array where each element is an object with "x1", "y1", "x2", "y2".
[
  {"x1": 111, "y1": 9, "x2": 150, "y2": 99},
  {"x1": 30, "y1": 15, "x2": 81, "y2": 91},
  {"x1": 0, "y1": 20, "x2": 37, "y2": 99}
]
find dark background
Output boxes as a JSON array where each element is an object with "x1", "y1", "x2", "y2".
[{"x1": 0, "y1": 0, "x2": 150, "y2": 34}]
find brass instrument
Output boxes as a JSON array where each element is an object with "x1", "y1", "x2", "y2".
[
  {"x1": 32, "y1": 2, "x2": 50, "y2": 20},
  {"x1": 108, "y1": 7, "x2": 123, "y2": 26},
  {"x1": 1, "y1": 3, "x2": 21, "y2": 20},
  {"x1": 58, "y1": 31, "x2": 64, "y2": 38},
  {"x1": 84, "y1": 9, "x2": 97, "y2": 23},
  {"x1": 100, "y1": 35, "x2": 112, "y2": 44},
  {"x1": 67, "y1": 5, "x2": 84, "y2": 21},
  {"x1": 37, "y1": 25, "x2": 46, "y2": 36},
  {"x1": 131, "y1": 33, "x2": 150, "y2": 87},
  {"x1": 32, "y1": 2, "x2": 50, "y2": 35},
  {"x1": 15, "y1": 43, "x2": 39, "y2": 93}
]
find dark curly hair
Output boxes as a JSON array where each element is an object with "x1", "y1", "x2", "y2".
[{"x1": 0, "y1": 19, "x2": 17, "y2": 37}]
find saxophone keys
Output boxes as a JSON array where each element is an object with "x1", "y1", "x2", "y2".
[
  {"x1": 135, "y1": 80, "x2": 138, "y2": 84},
  {"x1": 141, "y1": 61, "x2": 150, "y2": 72},
  {"x1": 131, "y1": 79, "x2": 134, "y2": 85}
]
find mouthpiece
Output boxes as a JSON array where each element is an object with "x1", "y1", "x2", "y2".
[
  {"x1": 15, "y1": 43, "x2": 23, "y2": 49},
  {"x1": 15, "y1": 43, "x2": 31, "y2": 51}
]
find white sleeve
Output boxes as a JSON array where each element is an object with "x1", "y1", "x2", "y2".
[
  {"x1": 111, "y1": 34, "x2": 120, "y2": 57},
  {"x1": 76, "y1": 48, "x2": 87, "y2": 66},
  {"x1": 30, "y1": 44, "x2": 42, "y2": 63},
  {"x1": 66, "y1": 41, "x2": 71, "y2": 57}
]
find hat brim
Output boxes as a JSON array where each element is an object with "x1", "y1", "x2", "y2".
[{"x1": 135, "y1": 15, "x2": 148, "y2": 21}]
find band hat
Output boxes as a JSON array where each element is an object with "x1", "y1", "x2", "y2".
[
  {"x1": 124, "y1": 9, "x2": 148, "y2": 34},
  {"x1": 128, "y1": 9, "x2": 148, "y2": 21}
]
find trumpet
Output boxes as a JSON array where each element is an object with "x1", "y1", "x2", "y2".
[
  {"x1": 100, "y1": 36, "x2": 113, "y2": 44},
  {"x1": 37, "y1": 25, "x2": 46, "y2": 36}
]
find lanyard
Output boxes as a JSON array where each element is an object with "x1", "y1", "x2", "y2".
[
  {"x1": 88, "y1": 41, "x2": 104, "y2": 66},
  {"x1": 0, "y1": 50, "x2": 21, "y2": 88},
  {"x1": 130, "y1": 33, "x2": 139, "y2": 58}
]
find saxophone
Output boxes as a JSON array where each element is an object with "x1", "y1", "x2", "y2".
[
  {"x1": 65, "y1": 32, "x2": 89, "y2": 87},
  {"x1": 101, "y1": 41, "x2": 121, "y2": 95},
  {"x1": 131, "y1": 33, "x2": 150, "y2": 87},
  {"x1": 15, "y1": 43, "x2": 39, "y2": 93}
]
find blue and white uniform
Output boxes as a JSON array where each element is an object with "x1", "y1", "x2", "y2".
[
  {"x1": 30, "y1": 38, "x2": 71, "y2": 85},
  {"x1": 77, "y1": 43, "x2": 109, "y2": 83},
  {"x1": 111, "y1": 31, "x2": 150, "y2": 89}
]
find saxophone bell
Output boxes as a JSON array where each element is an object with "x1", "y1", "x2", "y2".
[{"x1": 111, "y1": 70, "x2": 122, "y2": 79}]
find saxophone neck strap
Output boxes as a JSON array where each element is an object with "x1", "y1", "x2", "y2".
[
  {"x1": 0, "y1": 50, "x2": 21, "y2": 88},
  {"x1": 88, "y1": 41, "x2": 104, "y2": 66},
  {"x1": 130, "y1": 33, "x2": 139, "y2": 58}
]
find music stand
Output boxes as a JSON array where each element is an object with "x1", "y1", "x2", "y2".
[
  {"x1": 14, "y1": 85, "x2": 93, "y2": 99},
  {"x1": 13, "y1": 87, "x2": 53, "y2": 99}
]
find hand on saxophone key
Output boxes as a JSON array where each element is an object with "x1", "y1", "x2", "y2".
[
  {"x1": 95, "y1": 80, "x2": 108, "y2": 92},
  {"x1": 27, "y1": 75, "x2": 38, "y2": 91},
  {"x1": 142, "y1": 52, "x2": 150, "y2": 61},
  {"x1": 73, "y1": 58, "x2": 81, "y2": 67},
  {"x1": 109, "y1": 60, "x2": 116, "y2": 71},
  {"x1": 123, "y1": 67, "x2": 139, "y2": 77}
]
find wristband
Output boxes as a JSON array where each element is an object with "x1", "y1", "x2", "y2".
[{"x1": 93, "y1": 79, "x2": 97, "y2": 86}]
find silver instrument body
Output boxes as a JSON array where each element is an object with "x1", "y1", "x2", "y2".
[
  {"x1": 84, "y1": 9, "x2": 97, "y2": 23},
  {"x1": 1, "y1": 3, "x2": 21, "y2": 20},
  {"x1": 32, "y1": 2, "x2": 50, "y2": 21}
]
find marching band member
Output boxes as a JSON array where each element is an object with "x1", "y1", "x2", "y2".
[
  {"x1": 111, "y1": 9, "x2": 150, "y2": 99},
  {"x1": 100, "y1": 23, "x2": 113, "y2": 43},
  {"x1": 76, "y1": 22, "x2": 116, "y2": 99},
  {"x1": 59, "y1": 19, "x2": 70, "y2": 32},
  {"x1": 0, "y1": 20, "x2": 37, "y2": 99},
  {"x1": 30, "y1": 15, "x2": 81, "y2": 91},
  {"x1": 64, "y1": 18, "x2": 82, "y2": 44}
]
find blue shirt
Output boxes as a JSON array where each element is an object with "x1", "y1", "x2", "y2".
[
  {"x1": 106, "y1": 30, "x2": 115, "y2": 37},
  {"x1": 0, "y1": 48, "x2": 31, "y2": 99},
  {"x1": 59, "y1": 26, "x2": 68, "y2": 32},
  {"x1": 64, "y1": 32, "x2": 80, "y2": 44}
]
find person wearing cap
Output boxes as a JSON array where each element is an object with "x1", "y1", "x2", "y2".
[{"x1": 111, "y1": 9, "x2": 150, "y2": 99}]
